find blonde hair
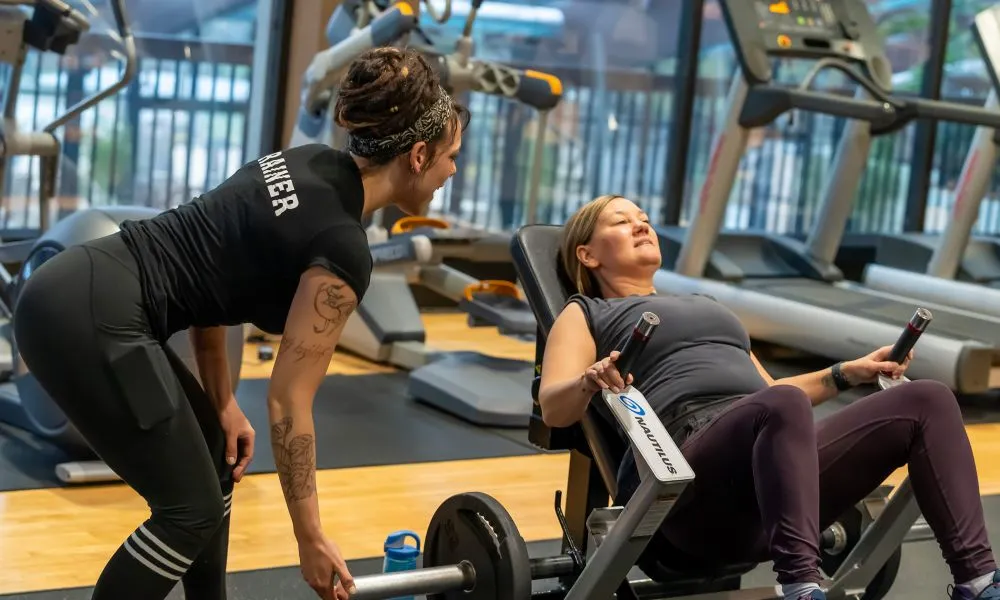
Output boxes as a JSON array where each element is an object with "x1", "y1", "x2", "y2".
[{"x1": 560, "y1": 194, "x2": 622, "y2": 297}]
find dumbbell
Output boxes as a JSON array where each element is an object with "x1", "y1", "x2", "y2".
[
  {"x1": 348, "y1": 313, "x2": 661, "y2": 600},
  {"x1": 877, "y1": 308, "x2": 933, "y2": 390}
]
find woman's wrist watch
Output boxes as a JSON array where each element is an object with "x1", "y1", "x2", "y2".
[{"x1": 830, "y1": 362, "x2": 852, "y2": 391}]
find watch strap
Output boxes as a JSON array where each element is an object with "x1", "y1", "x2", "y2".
[{"x1": 830, "y1": 362, "x2": 852, "y2": 391}]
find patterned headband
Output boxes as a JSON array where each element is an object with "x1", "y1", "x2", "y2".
[{"x1": 347, "y1": 87, "x2": 454, "y2": 161}]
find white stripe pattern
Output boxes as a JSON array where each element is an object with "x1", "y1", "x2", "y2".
[
  {"x1": 123, "y1": 525, "x2": 194, "y2": 581},
  {"x1": 224, "y1": 490, "x2": 233, "y2": 518}
]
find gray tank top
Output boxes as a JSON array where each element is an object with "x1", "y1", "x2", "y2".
[{"x1": 569, "y1": 292, "x2": 767, "y2": 427}]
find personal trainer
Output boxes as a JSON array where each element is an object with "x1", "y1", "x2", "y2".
[
  {"x1": 539, "y1": 194, "x2": 999, "y2": 600},
  {"x1": 12, "y1": 47, "x2": 469, "y2": 600}
]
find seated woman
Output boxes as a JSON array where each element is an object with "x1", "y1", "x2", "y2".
[{"x1": 538, "y1": 194, "x2": 999, "y2": 600}]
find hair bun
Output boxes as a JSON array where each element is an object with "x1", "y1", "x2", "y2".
[{"x1": 333, "y1": 47, "x2": 469, "y2": 165}]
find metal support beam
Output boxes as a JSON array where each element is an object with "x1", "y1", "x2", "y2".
[
  {"x1": 903, "y1": 0, "x2": 952, "y2": 232},
  {"x1": 662, "y1": 0, "x2": 705, "y2": 226}
]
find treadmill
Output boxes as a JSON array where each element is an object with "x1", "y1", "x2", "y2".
[
  {"x1": 654, "y1": 0, "x2": 1000, "y2": 395},
  {"x1": 395, "y1": 219, "x2": 538, "y2": 428},
  {"x1": 845, "y1": 5, "x2": 1000, "y2": 319}
]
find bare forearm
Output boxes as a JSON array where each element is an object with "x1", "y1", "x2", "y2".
[
  {"x1": 191, "y1": 326, "x2": 233, "y2": 410},
  {"x1": 267, "y1": 398, "x2": 322, "y2": 542},
  {"x1": 774, "y1": 368, "x2": 839, "y2": 405},
  {"x1": 538, "y1": 374, "x2": 597, "y2": 427}
]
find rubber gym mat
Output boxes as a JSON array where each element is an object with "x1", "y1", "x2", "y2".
[
  {"x1": 237, "y1": 373, "x2": 540, "y2": 475},
  {"x1": 0, "y1": 371, "x2": 540, "y2": 493},
  {"x1": 8, "y1": 495, "x2": 1000, "y2": 599}
]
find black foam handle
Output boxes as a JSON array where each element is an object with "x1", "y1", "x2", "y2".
[
  {"x1": 615, "y1": 312, "x2": 660, "y2": 382},
  {"x1": 887, "y1": 308, "x2": 933, "y2": 364}
]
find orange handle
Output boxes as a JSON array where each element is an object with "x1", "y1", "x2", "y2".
[
  {"x1": 463, "y1": 280, "x2": 521, "y2": 301},
  {"x1": 391, "y1": 216, "x2": 450, "y2": 234}
]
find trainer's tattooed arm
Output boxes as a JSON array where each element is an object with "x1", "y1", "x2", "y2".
[
  {"x1": 267, "y1": 267, "x2": 358, "y2": 541},
  {"x1": 271, "y1": 416, "x2": 316, "y2": 502},
  {"x1": 313, "y1": 281, "x2": 355, "y2": 335}
]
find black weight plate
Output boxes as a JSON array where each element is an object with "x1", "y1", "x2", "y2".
[
  {"x1": 821, "y1": 505, "x2": 863, "y2": 578},
  {"x1": 424, "y1": 492, "x2": 532, "y2": 600},
  {"x1": 863, "y1": 547, "x2": 902, "y2": 600},
  {"x1": 821, "y1": 502, "x2": 902, "y2": 600}
]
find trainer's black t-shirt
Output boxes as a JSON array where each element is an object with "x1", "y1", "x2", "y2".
[{"x1": 118, "y1": 144, "x2": 372, "y2": 341}]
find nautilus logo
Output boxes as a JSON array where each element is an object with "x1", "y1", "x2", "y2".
[{"x1": 619, "y1": 394, "x2": 645, "y2": 416}]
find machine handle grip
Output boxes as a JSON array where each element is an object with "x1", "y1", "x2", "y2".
[
  {"x1": 370, "y1": 2, "x2": 418, "y2": 46},
  {"x1": 887, "y1": 308, "x2": 933, "y2": 364},
  {"x1": 369, "y1": 234, "x2": 432, "y2": 267},
  {"x1": 391, "y1": 216, "x2": 450, "y2": 234},
  {"x1": 465, "y1": 60, "x2": 563, "y2": 111},
  {"x1": 462, "y1": 280, "x2": 521, "y2": 301},
  {"x1": 615, "y1": 312, "x2": 660, "y2": 382}
]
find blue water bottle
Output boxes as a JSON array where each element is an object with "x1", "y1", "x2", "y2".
[{"x1": 383, "y1": 530, "x2": 421, "y2": 600}]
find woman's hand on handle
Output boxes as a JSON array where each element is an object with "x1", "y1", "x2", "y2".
[
  {"x1": 844, "y1": 345, "x2": 915, "y2": 385},
  {"x1": 584, "y1": 350, "x2": 634, "y2": 394}
]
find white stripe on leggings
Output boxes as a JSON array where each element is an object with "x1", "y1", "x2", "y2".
[
  {"x1": 224, "y1": 493, "x2": 233, "y2": 518},
  {"x1": 123, "y1": 538, "x2": 183, "y2": 581},
  {"x1": 138, "y1": 524, "x2": 193, "y2": 566},
  {"x1": 127, "y1": 532, "x2": 189, "y2": 577}
]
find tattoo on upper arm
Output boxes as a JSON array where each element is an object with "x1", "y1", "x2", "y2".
[
  {"x1": 313, "y1": 281, "x2": 356, "y2": 335},
  {"x1": 270, "y1": 416, "x2": 316, "y2": 502}
]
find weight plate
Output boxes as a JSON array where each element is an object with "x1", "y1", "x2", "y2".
[
  {"x1": 424, "y1": 492, "x2": 532, "y2": 600},
  {"x1": 821, "y1": 505, "x2": 863, "y2": 578},
  {"x1": 821, "y1": 503, "x2": 902, "y2": 600},
  {"x1": 863, "y1": 547, "x2": 902, "y2": 600}
]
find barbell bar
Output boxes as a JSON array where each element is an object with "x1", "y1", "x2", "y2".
[{"x1": 350, "y1": 556, "x2": 579, "y2": 600}]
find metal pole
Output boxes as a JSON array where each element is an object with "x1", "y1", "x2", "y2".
[
  {"x1": 662, "y1": 0, "x2": 705, "y2": 226},
  {"x1": 902, "y1": 0, "x2": 952, "y2": 232}
]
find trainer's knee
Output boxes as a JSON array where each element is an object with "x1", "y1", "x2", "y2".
[
  {"x1": 756, "y1": 384, "x2": 813, "y2": 426},
  {"x1": 154, "y1": 488, "x2": 227, "y2": 551}
]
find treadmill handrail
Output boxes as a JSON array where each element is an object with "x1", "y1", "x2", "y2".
[
  {"x1": 784, "y1": 88, "x2": 896, "y2": 121},
  {"x1": 741, "y1": 86, "x2": 896, "y2": 128},
  {"x1": 905, "y1": 97, "x2": 1000, "y2": 130}
]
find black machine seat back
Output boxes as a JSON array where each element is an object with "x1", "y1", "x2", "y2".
[{"x1": 510, "y1": 224, "x2": 629, "y2": 500}]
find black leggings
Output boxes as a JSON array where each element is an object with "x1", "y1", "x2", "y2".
[
  {"x1": 621, "y1": 382, "x2": 996, "y2": 586},
  {"x1": 13, "y1": 233, "x2": 232, "y2": 600}
]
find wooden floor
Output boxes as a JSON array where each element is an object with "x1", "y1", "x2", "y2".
[{"x1": 2, "y1": 313, "x2": 1000, "y2": 595}]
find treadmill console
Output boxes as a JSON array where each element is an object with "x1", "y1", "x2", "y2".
[{"x1": 719, "y1": 0, "x2": 893, "y2": 89}]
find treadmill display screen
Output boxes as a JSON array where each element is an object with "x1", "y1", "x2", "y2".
[{"x1": 755, "y1": 0, "x2": 838, "y2": 35}]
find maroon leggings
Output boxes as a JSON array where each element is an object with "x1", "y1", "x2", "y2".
[{"x1": 629, "y1": 380, "x2": 996, "y2": 585}]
